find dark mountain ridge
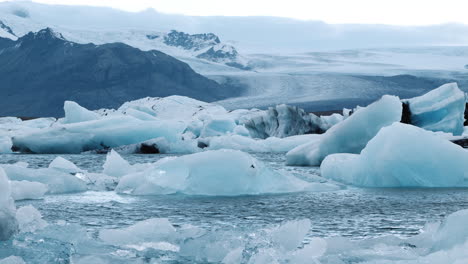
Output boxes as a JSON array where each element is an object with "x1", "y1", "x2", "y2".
[{"x1": 0, "y1": 28, "x2": 238, "y2": 117}]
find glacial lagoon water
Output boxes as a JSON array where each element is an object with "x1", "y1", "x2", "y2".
[{"x1": 1, "y1": 153, "x2": 468, "y2": 263}]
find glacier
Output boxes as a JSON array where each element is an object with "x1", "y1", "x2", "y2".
[
  {"x1": 286, "y1": 95, "x2": 402, "y2": 166},
  {"x1": 321, "y1": 123, "x2": 468, "y2": 187}
]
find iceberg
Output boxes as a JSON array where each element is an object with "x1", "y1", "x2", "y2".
[
  {"x1": 406, "y1": 83, "x2": 466, "y2": 136},
  {"x1": 12, "y1": 115, "x2": 186, "y2": 154},
  {"x1": 102, "y1": 150, "x2": 134, "y2": 177},
  {"x1": 10, "y1": 181, "x2": 48, "y2": 201},
  {"x1": 99, "y1": 218, "x2": 177, "y2": 246},
  {"x1": 205, "y1": 134, "x2": 322, "y2": 153},
  {"x1": 1, "y1": 163, "x2": 87, "y2": 194},
  {"x1": 321, "y1": 123, "x2": 468, "y2": 187},
  {"x1": 62, "y1": 101, "x2": 99, "y2": 124},
  {"x1": 0, "y1": 167, "x2": 17, "y2": 241},
  {"x1": 243, "y1": 104, "x2": 323, "y2": 139},
  {"x1": 286, "y1": 95, "x2": 402, "y2": 166},
  {"x1": 48, "y1": 156, "x2": 83, "y2": 174},
  {"x1": 7, "y1": 96, "x2": 341, "y2": 154},
  {"x1": 0, "y1": 257, "x2": 25, "y2": 264},
  {"x1": 15, "y1": 205, "x2": 48, "y2": 233},
  {"x1": 115, "y1": 149, "x2": 310, "y2": 196},
  {"x1": 0, "y1": 137, "x2": 12, "y2": 154}
]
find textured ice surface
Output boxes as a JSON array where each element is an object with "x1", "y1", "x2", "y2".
[
  {"x1": 321, "y1": 123, "x2": 468, "y2": 187},
  {"x1": 48, "y1": 156, "x2": 83, "y2": 173},
  {"x1": 116, "y1": 149, "x2": 310, "y2": 196},
  {"x1": 243, "y1": 104, "x2": 324, "y2": 139},
  {"x1": 407, "y1": 83, "x2": 466, "y2": 136},
  {"x1": 286, "y1": 95, "x2": 402, "y2": 166},
  {"x1": 1, "y1": 163, "x2": 87, "y2": 194},
  {"x1": 15, "y1": 205, "x2": 47, "y2": 233},
  {"x1": 206, "y1": 134, "x2": 322, "y2": 153},
  {"x1": 62, "y1": 101, "x2": 99, "y2": 124},
  {"x1": 0, "y1": 256, "x2": 25, "y2": 264},
  {"x1": 99, "y1": 218, "x2": 177, "y2": 246},
  {"x1": 0, "y1": 167, "x2": 17, "y2": 241},
  {"x1": 102, "y1": 150, "x2": 134, "y2": 177},
  {"x1": 8, "y1": 96, "x2": 342, "y2": 154},
  {"x1": 13, "y1": 115, "x2": 186, "y2": 154},
  {"x1": 0, "y1": 137, "x2": 12, "y2": 154},
  {"x1": 10, "y1": 181, "x2": 47, "y2": 201}
]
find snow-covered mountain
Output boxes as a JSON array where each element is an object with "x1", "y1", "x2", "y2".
[
  {"x1": 0, "y1": 27, "x2": 235, "y2": 117},
  {"x1": 0, "y1": 1, "x2": 468, "y2": 113}
]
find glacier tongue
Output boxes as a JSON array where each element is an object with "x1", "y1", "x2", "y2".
[
  {"x1": 321, "y1": 123, "x2": 468, "y2": 187},
  {"x1": 286, "y1": 95, "x2": 402, "y2": 166}
]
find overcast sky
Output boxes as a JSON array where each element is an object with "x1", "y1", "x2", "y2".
[{"x1": 2, "y1": 0, "x2": 468, "y2": 25}]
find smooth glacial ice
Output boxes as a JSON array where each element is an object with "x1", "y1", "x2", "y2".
[
  {"x1": 321, "y1": 123, "x2": 468, "y2": 187},
  {"x1": 0, "y1": 137, "x2": 12, "y2": 154},
  {"x1": 286, "y1": 95, "x2": 402, "y2": 166},
  {"x1": 0, "y1": 167, "x2": 17, "y2": 241},
  {"x1": 406, "y1": 82, "x2": 466, "y2": 136},
  {"x1": 1, "y1": 162, "x2": 87, "y2": 194},
  {"x1": 115, "y1": 149, "x2": 311, "y2": 196}
]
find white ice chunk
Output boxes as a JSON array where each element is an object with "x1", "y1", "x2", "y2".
[
  {"x1": 13, "y1": 115, "x2": 186, "y2": 154},
  {"x1": 0, "y1": 256, "x2": 25, "y2": 264},
  {"x1": 286, "y1": 95, "x2": 402, "y2": 166},
  {"x1": 289, "y1": 237, "x2": 327, "y2": 263},
  {"x1": 1, "y1": 164, "x2": 87, "y2": 194},
  {"x1": 321, "y1": 123, "x2": 468, "y2": 187},
  {"x1": 62, "y1": 101, "x2": 99, "y2": 124},
  {"x1": 200, "y1": 118, "x2": 237, "y2": 137},
  {"x1": 102, "y1": 150, "x2": 133, "y2": 177},
  {"x1": 270, "y1": 219, "x2": 311, "y2": 251},
  {"x1": 15, "y1": 205, "x2": 47, "y2": 233},
  {"x1": 407, "y1": 83, "x2": 466, "y2": 135},
  {"x1": 118, "y1": 96, "x2": 227, "y2": 121},
  {"x1": 222, "y1": 247, "x2": 244, "y2": 264},
  {"x1": 206, "y1": 134, "x2": 322, "y2": 153},
  {"x1": 10, "y1": 181, "x2": 48, "y2": 201},
  {"x1": 0, "y1": 136, "x2": 12, "y2": 154},
  {"x1": 48, "y1": 156, "x2": 83, "y2": 173},
  {"x1": 432, "y1": 209, "x2": 468, "y2": 250},
  {"x1": 99, "y1": 218, "x2": 177, "y2": 246},
  {"x1": 116, "y1": 150, "x2": 310, "y2": 196},
  {"x1": 0, "y1": 167, "x2": 17, "y2": 241}
]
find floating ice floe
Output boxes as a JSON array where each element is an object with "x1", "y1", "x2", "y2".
[
  {"x1": 321, "y1": 123, "x2": 468, "y2": 187},
  {"x1": 15, "y1": 205, "x2": 48, "y2": 233},
  {"x1": 0, "y1": 256, "x2": 25, "y2": 264},
  {"x1": 0, "y1": 137, "x2": 12, "y2": 154},
  {"x1": 204, "y1": 134, "x2": 322, "y2": 153},
  {"x1": 12, "y1": 115, "x2": 187, "y2": 154},
  {"x1": 405, "y1": 82, "x2": 466, "y2": 136},
  {"x1": 115, "y1": 149, "x2": 311, "y2": 196},
  {"x1": 243, "y1": 104, "x2": 324, "y2": 139},
  {"x1": 6, "y1": 95, "x2": 343, "y2": 154},
  {"x1": 0, "y1": 167, "x2": 17, "y2": 241},
  {"x1": 286, "y1": 95, "x2": 402, "y2": 166},
  {"x1": 1, "y1": 161, "x2": 87, "y2": 194},
  {"x1": 10, "y1": 181, "x2": 48, "y2": 201}
]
